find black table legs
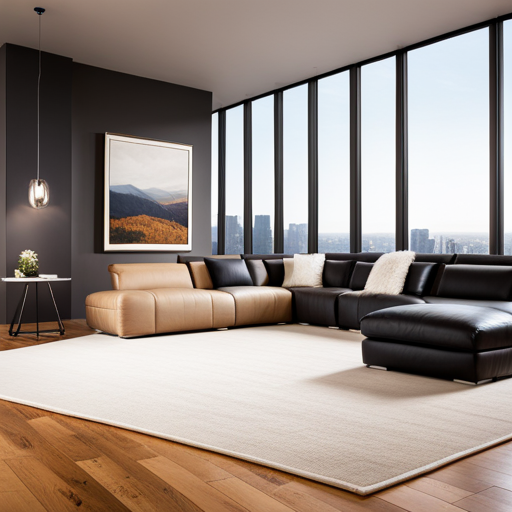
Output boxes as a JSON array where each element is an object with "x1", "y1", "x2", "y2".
[{"x1": 8, "y1": 282, "x2": 65, "y2": 337}]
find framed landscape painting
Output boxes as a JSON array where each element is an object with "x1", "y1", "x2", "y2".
[{"x1": 104, "y1": 133, "x2": 192, "y2": 251}]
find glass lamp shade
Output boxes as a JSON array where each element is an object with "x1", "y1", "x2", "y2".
[{"x1": 28, "y1": 179, "x2": 50, "y2": 209}]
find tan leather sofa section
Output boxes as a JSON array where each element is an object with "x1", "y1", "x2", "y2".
[
  {"x1": 109, "y1": 263, "x2": 193, "y2": 290},
  {"x1": 148, "y1": 288, "x2": 235, "y2": 333},
  {"x1": 86, "y1": 287, "x2": 236, "y2": 337},
  {"x1": 86, "y1": 290, "x2": 156, "y2": 337},
  {"x1": 219, "y1": 286, "x2": 293, "y2": 326}
]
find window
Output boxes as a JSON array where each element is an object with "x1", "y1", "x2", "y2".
[
  {"x1": 225, "y1": 106, "x2": 244, "y2": 254},
  {"x1": 252, "y1": 96, "x2": 274, "y2": 253},
  {"x1": 283, "y1": 85, "x2": 308, "y2": 254},
  {"x1": 361, "y1": 57, "x2": 396, "y2": 253},
  {"x1": 408, "y1": 29, "x2": 489, "y2": 254},
  {"x1": 211, "y1": 113, "x2": 218, "y2": 254},
  {"x1": 318, "y1": 72, "x2": 350, "y2": 253},
  {"x1": 505, "y1": 21, "x2": 512, "y2": 254}
]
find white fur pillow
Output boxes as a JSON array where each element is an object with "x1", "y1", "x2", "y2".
[
  {"x1": 362, "y1": 250, "x2": 415, "y2": 295},
  {"x1": 282, "y1": 254, "x2": 326, "y2": 288}
]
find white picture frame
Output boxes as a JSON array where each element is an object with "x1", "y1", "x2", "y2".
[{"x1": 104, "y1": 133, "x2": 192, "y2": 252}]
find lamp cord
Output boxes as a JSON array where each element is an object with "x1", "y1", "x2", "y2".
[{"x1": 36, "y1": 12, "x2": 42, "y2": 183}]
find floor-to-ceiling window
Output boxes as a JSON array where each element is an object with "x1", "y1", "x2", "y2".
[
  {"x1": 225, "y1": 106, "x2": 244, "y2": 254},
  {"x1": 211, "y1": 113, "x2": 218, "y2": 254},
  {"x1": 283, "y1": 85, "x2": 308, "y2": 253},
  {"x1": 505, "y1": 21, "x2": 512, "y2": 254},
  {"x1": 252, "y1": 96, "x2": 274, "y2": 254},
  {"x1": 409, "y1": 29, "x2": 490, "y2": 254},
  {"x1": 361, "y1": 57, "x2": 396, "y2": 253},
  {"x1": 318, "y1": 72, "x2": 350, "y2": 253}
]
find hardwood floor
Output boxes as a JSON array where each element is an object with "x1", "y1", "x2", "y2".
[{"x1": 1, "y1": 321, "x2": 512, "y2": 511}]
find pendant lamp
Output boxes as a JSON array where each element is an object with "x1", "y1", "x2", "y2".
[{"x1": 28, "y1": 7, "x2": 50, "y2": 209}]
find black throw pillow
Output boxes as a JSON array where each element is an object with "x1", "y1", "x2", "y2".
[
  {"x1": 204, "y1": 258, "x2": 254, "y2": 288},
  {"x1": 323, "y1": 260, "x2": 354, "y2": 288},
  {"x1": 263, "y1": 259, "x2": 285, "y2": 287}
]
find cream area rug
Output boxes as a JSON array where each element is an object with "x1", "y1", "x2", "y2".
[{"x1": 1, "y1": 325, "x2": 512, "y2": 495}]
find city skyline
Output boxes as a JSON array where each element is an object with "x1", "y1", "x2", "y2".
[{"x1": 217, "y1": 215, "x2": 492, "y2": 255}]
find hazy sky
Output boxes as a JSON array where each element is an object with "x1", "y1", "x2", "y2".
[
  {"x1": 110, "y1": 139, "x2": 190, "y2": 193},
  {"x1": 217, "y1": 21, "x2": 512, "y2": 239}
]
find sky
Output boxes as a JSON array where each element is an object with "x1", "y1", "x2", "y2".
[
  {"x1": 110, "y1": 138, "x2": 190, "y2": 193},
  {"x1": 216, "y1": 21, "x2": 512, "y2": 241}
]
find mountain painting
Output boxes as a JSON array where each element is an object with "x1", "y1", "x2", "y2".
[{"x1": 104, "y1": 133, "x2": 192, "y2": 251}]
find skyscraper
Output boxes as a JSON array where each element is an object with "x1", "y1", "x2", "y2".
[
  {"x1": 410, "y1": 229, "x2": 435, "y2": 253},
  {"x1": 225, "y1": 215, "x2": 243, "y2": 254},
  {"x1": 253, "y1": 215, "x2": 272, "y2": 254},
  {"x1": 285, "y1": 223, "x2": 308, "y2": 254}
]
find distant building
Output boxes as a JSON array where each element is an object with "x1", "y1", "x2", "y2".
[
  {"x1": 253, "y1": 215, "x2": 273, "y2": 254},
  {"x1": 410, "y1": 229, "x2": 435, "y2": 253},
  {"x1": 225, "y1": 215, "x2": 243, "y2": 254},
  {"x1": 285, "y1": 223, "x2": 307, "y2": 253}
]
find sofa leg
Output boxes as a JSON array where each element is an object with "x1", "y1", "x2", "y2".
[
  {"x1": 277, "y1": 322, "x2": 287, "y2": 325},
  {"x1": 453, "y1": 378, "x2": 493, "y2": 386},
  {"x1": 299, "y1": 322, "x2": 310, "y2": 326},
  {"x1": 217, "y1": 327, "x2": 228, "y2": 331},
  {"x1": 328, "y1": 326, "x2": 340, "y2": 330},
  {"x1": 367, "y1": 365, "x2": 387, "y2": 371}
]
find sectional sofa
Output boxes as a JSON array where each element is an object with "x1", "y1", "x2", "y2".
[{"x1": 85, "y1": 252, "x2": 512, "y2": 384}]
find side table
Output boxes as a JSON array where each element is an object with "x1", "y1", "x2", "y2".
[{"x1": 1, "y1": 277, "x2": 71, "y2": 337}]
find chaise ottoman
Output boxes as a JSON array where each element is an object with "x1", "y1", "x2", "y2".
[{"x1": 360, "y1": 304, "x2": 512, "y2": 384}]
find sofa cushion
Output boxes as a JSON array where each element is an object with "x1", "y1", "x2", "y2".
[
  {"x1": 219, "y1": 286, "x2": 293, "y2": 326},
  {"x1": 348, "y1": 262, "x2": 374, "y2": 290},
  {"x1": 245, "y1": 259, "x2": 269, "y2": 286},
  {"x1": 323, "y1": 260, "x2": 354, "y2": 288},
  {"x1": 437, "y1": 264, "x2": 512, "y2": 301},
  {"x1": 282, "y1": 254, "x2": 325, "y2": 288},
  {"x1": 292, "y1": 287, "x2": 351, "y2": 326},
  {"x1": 403, "y1": 262, "x2": 438, "y2": 296},
  {"x1": 361, "y1": 304, "x2": 512, "y2": 352},
  {"x1": 263, "y1": 259, "x2": 285, "y2": 286},
  {"x1": 337, "y1": 291, "x2": 425, "y2": 330},
  {"x1": 188, "y1": 261, "x2": 214, "y2": 289},
  {"x1": 281, "y1": 258, "x2": 295, "y2": 287},
  {"x1": 204, "y1": 258, "x2": 253, "y2": 288}
]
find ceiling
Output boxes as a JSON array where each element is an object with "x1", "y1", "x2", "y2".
[{"x1": 1, "y1": 0, "x2": 511, "y2": 111}]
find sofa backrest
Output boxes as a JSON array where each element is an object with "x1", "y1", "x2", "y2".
[
  {"x1": 325, "y1": 252, "x2": 383, "y2": 262},
  {"x1": 108, "y1": 263, "x2": 194, "y2": 290},
  {"x1": 454, "y1": 254, "x2": 512, "y2": 266},
  {"x1": 177, "y1": 255, "x2": 241, "y2": 263},
  {"x1": 437, "y1": 264, "x2": 512, "y2": 301}
]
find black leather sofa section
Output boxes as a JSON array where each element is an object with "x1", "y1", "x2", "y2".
[
  {"x1": 361, "y1": 304, "x2": 512, "y2": 382},
  {"x1": 335, "y1": 261, "x2": 439, "y2": 329},
  {"x1": 293, "y1": 287, "x2": 352, "y2": 326}
]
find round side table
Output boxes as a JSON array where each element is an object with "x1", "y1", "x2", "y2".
[{"x1": 1, "y1": 277, "x2": 71, "y2": 337}]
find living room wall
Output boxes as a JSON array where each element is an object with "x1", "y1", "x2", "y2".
[
  {"x1": 0, "y1": 44, "x2": 72, "y2": 324},
  {"x1": 0, "y1": 43, "x2": 213, "y2": 323},
  {"x1": 71, "y1": 64, "x2": 212, "y2": 319}
]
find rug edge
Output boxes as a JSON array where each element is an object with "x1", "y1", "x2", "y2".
[{"x1": 0, "y1": 393, "x2": 510, "y2": 496}]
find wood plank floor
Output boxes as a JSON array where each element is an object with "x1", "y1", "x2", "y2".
[{"x1": 1, "y1": 321, "x2": 512, "y2": 511}]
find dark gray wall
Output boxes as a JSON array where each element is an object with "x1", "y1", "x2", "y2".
[
  {"x1": 3, "y1": 44, "x2": 72, "y2": 323},
  {"x1": 0, "y1": 46, "x2": 6, "y2": 323},
  {"x1": 72, "y1": 64, "x2": 212, "y2": 318}
]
